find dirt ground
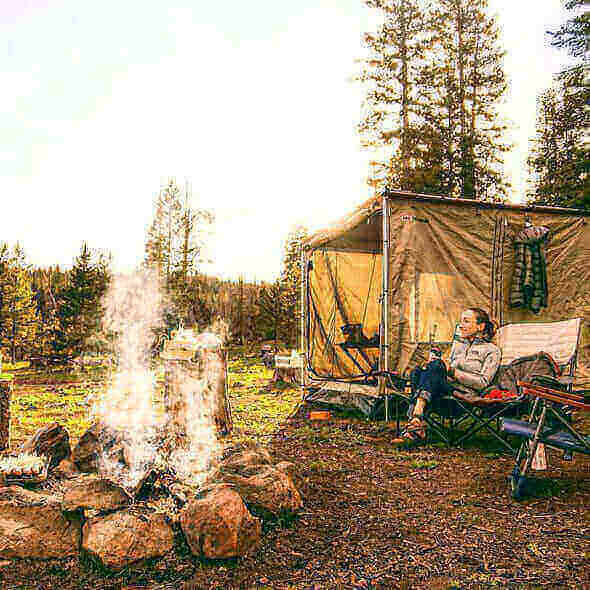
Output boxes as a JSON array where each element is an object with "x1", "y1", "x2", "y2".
[{"x1": 0, "y1": 400, "x2": 588, "y2": 590}]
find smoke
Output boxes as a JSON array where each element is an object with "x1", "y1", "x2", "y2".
[{"x1": 93, "y1": 269, "x2": 226, "y2": 490}]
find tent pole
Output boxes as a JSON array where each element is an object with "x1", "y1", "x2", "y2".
[
  {"x1": 380, "y1": 193, "x2": 390, "y2": 421},
  {"x1": 300, "y1": 247, "x2": 306, "y2": 393}
]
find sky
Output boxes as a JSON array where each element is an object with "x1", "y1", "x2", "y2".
[{"x1": 0, "y1": 0, "x2": 573, "y2": 281}]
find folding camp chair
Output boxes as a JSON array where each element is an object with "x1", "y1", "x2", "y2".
[
  {"x1": 501, "y1": 381, "x2": 590, "y2": 499},
  {"x1": 444, "y1": 318, "x2": 583, "y2": 453},
  {"x1": 389, "y1": 318, "x2": 583, "y2": 453}
]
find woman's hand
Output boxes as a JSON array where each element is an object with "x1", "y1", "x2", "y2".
[{"x1": 447, "y1": 365, "x2": 455, "y2": 379}]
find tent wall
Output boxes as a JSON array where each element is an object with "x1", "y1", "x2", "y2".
[
  {"x1": 306, "y1": 249, "x2": 382, "y2": 379},
  {"x1": 385, "y1": 197, "x2": 590, "y2": 380}
]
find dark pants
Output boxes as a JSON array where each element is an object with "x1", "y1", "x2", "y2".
[{"x1": 408, "y1": 359, "x2": 453, "y2": 418}]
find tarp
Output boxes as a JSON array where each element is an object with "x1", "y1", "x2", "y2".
[{"x1": 303, "y1": 191, "x2": 590, "y2": 411}]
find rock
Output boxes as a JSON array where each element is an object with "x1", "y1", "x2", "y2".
[
  {"x1": 0, "y1": 486, "x2": 81, "y2": 559},
  {"x1": 72, "y1": 422, "x2": 133, "y2": 473},
  {"x1": 82, "y1": 510, "x2": 174, "y2": 571},
  {"x1": 180, "y1": 484, "x2": 261, "y2": 559},
  {"x1": 61, "y1": 475, "x2": 130, "y2": 512},
  {"x1": 218, "y1": 449, "x2": 273, "y2": 477},
  {"x1": 19, "y1": 423, "x2": 71, "y2": 470},
  {"x1": 54, "y1": 458, "x2": 80, "y2": 479},
  {"x1": 222, "y1": 440, "x2": 273, "y2": 465},
  {"x1": 214, "y1": 465, "x2": 303, "y2": 518}
]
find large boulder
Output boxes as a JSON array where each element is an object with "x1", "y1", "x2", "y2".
[
  {"x1": 180, "y1": 484, "x2": 261, "y2": 559},
  {"x1": 61, "y1": 475, "x2": 130, "y2": 512},
  {"x1": 82, "y1": 509, "x2": 174, "y2": 571},
  {"x1": 214, "y1": 465, "x2": 303, "y2": 518},
  {"x1": 0, "y1": 486, "x2": 81, "y2": 559},
  {"x1": 19, "y1": 423, "x2": 71, "y2": 470}
]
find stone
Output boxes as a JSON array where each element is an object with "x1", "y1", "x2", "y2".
[
  {"x1": 214, "y1": 465, "x2": 303, "y2": 518},
  {"x1": 0, "y1": 486, "x2": 81, "y2": 559},
  {"x1": 72, "y1": 422, "x2": 126, "y2": 473},
  {"x1": 54, "y1": 458, "x2": 80, "y2": 479},
  {"x1": 82, "y1": 509, "x2": 174, "y2": 571},
  {"x1": 218, "y1": 449, "x2": 273, "y2": 477},
  {"x1": 19, "y1": 423, "x2": 71, "y2": 470},
  {"x1": 61, "y1": 475, "x2": 130, "y2": 512},
  {"x1": 180, "y1": 484, "x2": 261, "y2": 559}
]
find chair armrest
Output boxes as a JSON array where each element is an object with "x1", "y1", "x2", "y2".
[
  {"x1": 530, "y1": 374, "x2": 572, "y2": 390},
  {"x1": 518, "y1": 381, "x2": 590, "y2": 411}
]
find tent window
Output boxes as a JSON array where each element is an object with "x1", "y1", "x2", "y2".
[{"x1": 409, "y1": 272, "x2": 463, "y2": 343}]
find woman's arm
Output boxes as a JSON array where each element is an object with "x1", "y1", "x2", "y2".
[{"x1": 453, "y1": 348, "x2": 501, "y2": 391}]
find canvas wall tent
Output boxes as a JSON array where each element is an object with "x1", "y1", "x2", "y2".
[{"x1": 301, "y1": 190, "x2": 590, "y2": 417}]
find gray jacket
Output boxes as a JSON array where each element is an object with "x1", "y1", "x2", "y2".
[{"x1": 449, "y1": 336, "x2": 501, "y2": 393}]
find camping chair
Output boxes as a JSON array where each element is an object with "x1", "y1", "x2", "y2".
[
  {"x1": 389, "y1": 318, "x2": 583, "y2": 453},
  {"x1": 442, "y1": 318, "x2": 583, "y2": 453},
  {"x1": 501, "y1": 381, "x2": 590, "y2": 499}
]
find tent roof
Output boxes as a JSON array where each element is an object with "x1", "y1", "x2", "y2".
[{"x1": 304, "y1": 190, "x2": 590, "y2": 252}]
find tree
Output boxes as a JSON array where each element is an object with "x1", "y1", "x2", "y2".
[
  {"x1": 53, "y1": 243, "x2": 111, "y2": 359},
  {"x1": 0, "y1": 244, "x2": 39, "y2": 363},
  {"x1": 277, "y1": 225, "x2": 308, "y2": 348},
  {"x1": 420, "y1": 0, "x2": 510, "y2": 199},
  {"x1": 256, "y1": 281, "x2": 285, "y2": 350},
  {"x1": 144, "y1": 179, "x2": 215, "y2": 331},
  {"x1": 357, "y1": 0, "x2": 428, "y2": 192},
  {"x1": 528, "y1": 0, "x2": 589, "y2": 207},
  {"x1": 144, "y1": 178, "x2": 183, "y2": 282},
  {"x1": 357, "y1": 0, "x2": 510, "y2": 200}
]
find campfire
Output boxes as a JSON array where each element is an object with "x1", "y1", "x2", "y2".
[{"x1": 0, "y1": 272, "x2": 302, "y2": 571}]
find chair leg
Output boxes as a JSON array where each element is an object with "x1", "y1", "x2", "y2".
[{"x1": 511, "y1": 404, "x2": 547, "y2": 499}]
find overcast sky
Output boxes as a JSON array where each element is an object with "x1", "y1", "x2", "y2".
[{"x1": 1, "y1": 0, "x2": 572, "y2": 281}]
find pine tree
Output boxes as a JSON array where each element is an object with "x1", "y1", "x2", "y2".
[
  {"x1": 278, "y1": 225, "x2": 308, "y2": 348},
  {"x1": 357, "y1": 0, "x2": 428, "y2": 192},
  {"x1": 0, "y1": 244, "x2": 39, "y2": 363},
  {"x1": 528, "y1": 0, "x2": 589, "y2": 207},
  {"x1": 144, "y1": 178, "x2": 183, "y2": 282},
  {"x1": 358, "y1": 0, "x2": 510, "y2": 199},
  {"x1": 54, "y1": 243, "x2": 111, "y2": 359},
  {"x1": 256, "y1": 281, "x2": 285, "y2": 350},
  {"x1": 422, "y1": 0, "x2": 510, "y2": 199}
]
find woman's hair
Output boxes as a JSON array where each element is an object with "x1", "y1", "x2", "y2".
[{"x1": 467, "y1": 308, "x2": 497, "y2": 341}]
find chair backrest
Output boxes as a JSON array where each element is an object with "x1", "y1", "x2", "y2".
[{"x1": 496, "y1": 318, "x2": 583, "y2": 376}]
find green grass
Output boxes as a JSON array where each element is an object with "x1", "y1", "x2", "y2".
[{"x1": 4, "y1": 346, "x2": 301, "y2": 448}]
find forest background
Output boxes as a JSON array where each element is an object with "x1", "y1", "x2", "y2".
[{"x1": 0, "y1": 0, "x2": 586, "y2": 365}]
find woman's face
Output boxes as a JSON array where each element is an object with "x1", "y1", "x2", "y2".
[{"x1": 459, "y1": 309, "x2": 482, "y2": 339}]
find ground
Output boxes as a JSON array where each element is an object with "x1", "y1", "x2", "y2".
[{"x1": 0, "y1": 349, "x2": 589, "y2": 589}]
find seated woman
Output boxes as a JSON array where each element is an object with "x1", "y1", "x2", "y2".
[{"x1": 393, "y1": 307, "x2": 501, "y2": 444}]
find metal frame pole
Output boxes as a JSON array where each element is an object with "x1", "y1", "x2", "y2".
[
  {"x1": 380, "y1": 193, "x2": 390, "y2": 421},
  {"x1": 300, "y1": 247, "x2": 307, "y2": 391}
]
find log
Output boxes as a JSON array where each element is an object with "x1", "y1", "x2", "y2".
[{"x1": 20, "y1": 423, "x2": 70, "y2": 470}]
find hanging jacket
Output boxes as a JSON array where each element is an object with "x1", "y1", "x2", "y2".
[{"x1": 509, "y1": 225, "x2": 550, "y2": 314}]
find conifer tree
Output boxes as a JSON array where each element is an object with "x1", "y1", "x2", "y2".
[
  {"x1": 277, "y1": 225, "x2": 308, "y2": 348},
  {"x1": 54, "y1": 243, "x2": 111, "y2": 359},
  {"x1": 0, "y1": 244, "x2": 39, "y2": 363},
  {"x1": 358, "y1": 0, "x2": 427, "y2": 191},
  {"x1": 358, "y1": 0, "x2": 510, "y2": 199},
  {"x1": 528, "y1": 0, "x2": 589, "y2": 207}
]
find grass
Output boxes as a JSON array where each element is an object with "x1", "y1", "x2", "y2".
[{"x1": 3, "y1": 345, "x2": 302, "y2": 449}]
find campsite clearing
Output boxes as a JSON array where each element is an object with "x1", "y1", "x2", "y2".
[{"x1": 1, "y1": 350, "x2": 589, "y2": 589}]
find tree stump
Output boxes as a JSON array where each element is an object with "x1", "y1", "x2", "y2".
[{"x1": 0, "y1": 378, "x2": 11, "y2": 451}]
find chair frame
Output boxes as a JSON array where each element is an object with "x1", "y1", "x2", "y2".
[{"x1": 505, "y1": 381, "x2": 590, "y2": 499}]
